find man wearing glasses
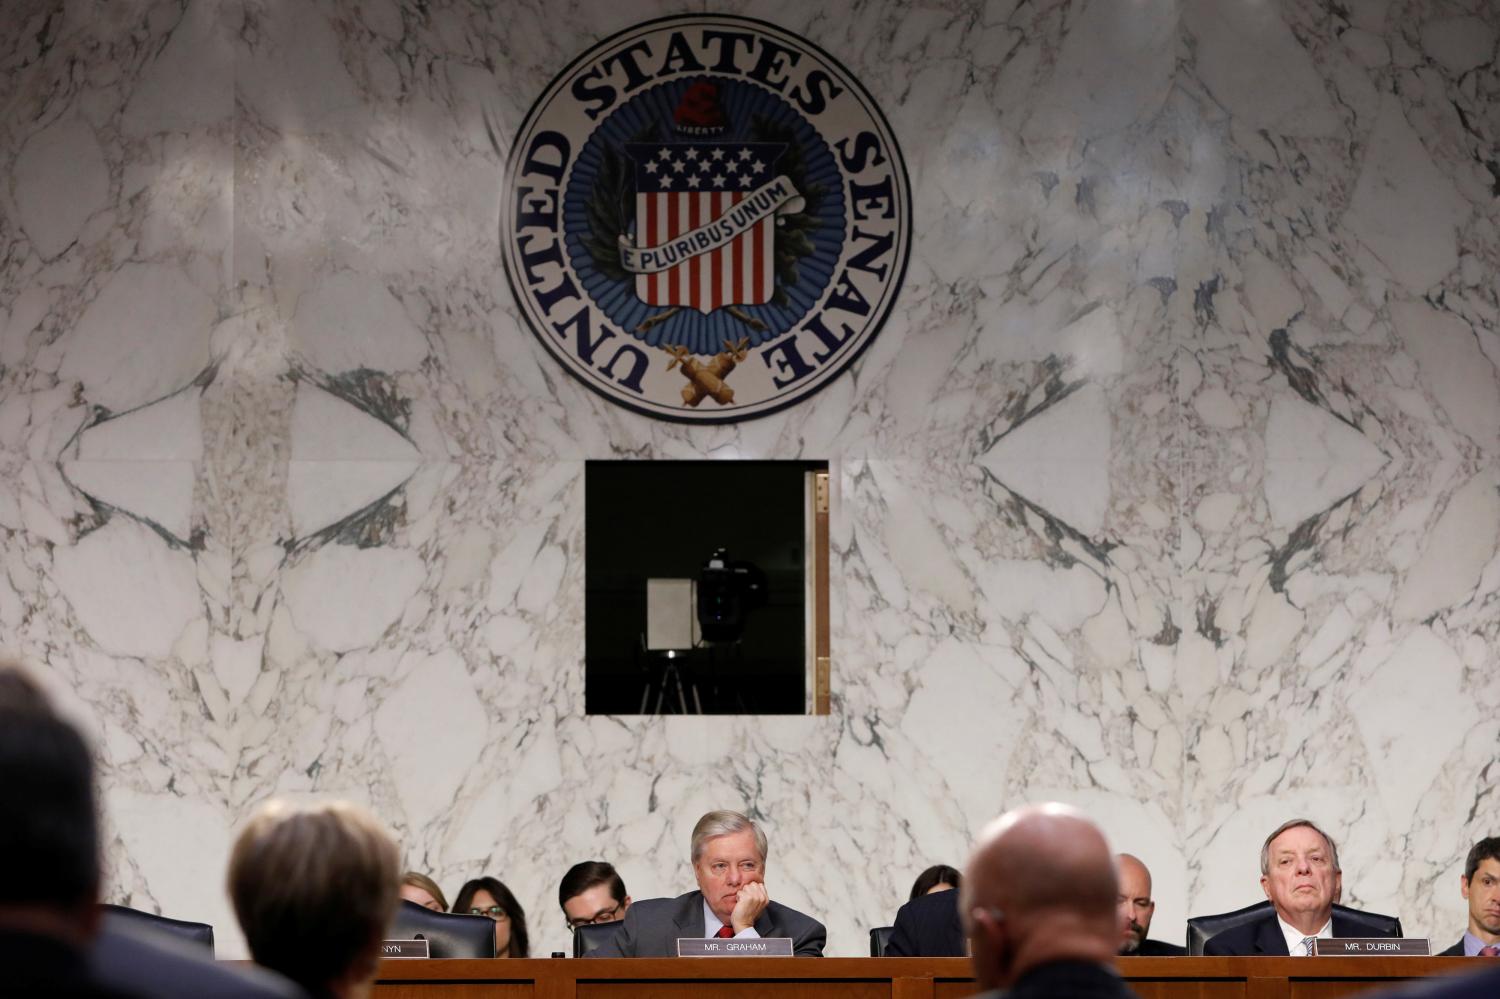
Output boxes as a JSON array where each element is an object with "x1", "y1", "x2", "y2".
[
  {"x1": 560, "y1": 861, "x2": 632, "y2": 932},
  {"x1": 586, "y1": 810, "x2": 825, "y2": 957}
]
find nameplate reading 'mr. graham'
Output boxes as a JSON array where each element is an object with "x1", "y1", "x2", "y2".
[
  {"x1": 380, "y1": 939, "x2": 430, "y2": 959},
  {"x1": 1313, "y1": 938, "x2": 1432, "y2": 956},
  {"x1": 677, "y1": 937, "x2": 794, "y2": 957},
  {"x1": 503, "y1": 14, "x2": 911, "y2": 423}
]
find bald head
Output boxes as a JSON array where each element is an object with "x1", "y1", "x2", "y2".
[
  {"x1": 964, "y1": 804, "x2": 1120, "y2": 989},
  {"x1": 1115, "y1": 854, "x2": 1156, "y2": 953},
  {"x1": 1117, "y1": 854, "x2": 1150, "y2": 891},
  {"x1": 969, "y1": 804, "x2": 1118, "y2": 917}
]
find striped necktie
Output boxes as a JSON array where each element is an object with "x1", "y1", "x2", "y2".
[{"x1": 1302, "y1": 936, "x2": 1317, "y2": 956}]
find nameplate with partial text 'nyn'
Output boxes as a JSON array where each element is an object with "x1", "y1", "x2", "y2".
[{"x1": 380, "y1": 939, "x2": 430, "y2": 959}]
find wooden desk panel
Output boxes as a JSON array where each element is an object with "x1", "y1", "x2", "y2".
[
  {"x1": 372, "y1": 956, "x2": 1479, "y2": 999},
  {"x1": 579, "y1": 981, "x2": 890, "y2": 999},
  {"x1": 1121, "y1": 983, "x2": 1245, "y2": 999},
  {"x1": 1119, "y1": 957, "x2": 1466, "y2": 999},
  {"x1": 374, "y1": 963, "x2": 537, "y2": 999}
]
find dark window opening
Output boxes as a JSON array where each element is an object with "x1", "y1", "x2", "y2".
[{"x1": 584, "y1": 460, "x2": 828, "y2": 715}]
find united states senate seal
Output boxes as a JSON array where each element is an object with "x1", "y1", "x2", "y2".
[{"x1": 503, "y1": 14, "x2": 911, "y2": 423}]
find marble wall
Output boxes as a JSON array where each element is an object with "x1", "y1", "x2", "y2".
[{"x1": 2, "y1": 0, "x2": 1498, "y2": 959}]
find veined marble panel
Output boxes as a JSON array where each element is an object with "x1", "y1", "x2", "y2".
[{"x1": 0, "y1": 0, "x2": 1496, "y2": 960}]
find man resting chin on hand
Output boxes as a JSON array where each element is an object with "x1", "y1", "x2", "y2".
[{"x1": 586, "y1": 810, "x2": 825, "y2": 957}]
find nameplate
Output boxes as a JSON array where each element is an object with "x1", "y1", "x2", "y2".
[
  {"x1": 676, "y1": 937, "x2": 794, "y2": 957},
  {"x1": 1313, "y1": 938, "x2": 1430, "y2": 956},
  {"x1": 380, "y1": 939, "x2": 430, "y2": 959}
]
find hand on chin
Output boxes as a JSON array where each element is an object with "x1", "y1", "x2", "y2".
[{"x1": 730, "y1": 881, "x2": 771, "y2": 932}]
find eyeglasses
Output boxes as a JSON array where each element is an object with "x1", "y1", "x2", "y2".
[
  {"x1": 469, "y1": 905, "x2": 509, "y2": 920},
  {"x1": 566, "y1": 904, "x2": 622, "y2": 932},
  {"x1": 703, "y1": 860, "x2": 761, "y2": 879}
]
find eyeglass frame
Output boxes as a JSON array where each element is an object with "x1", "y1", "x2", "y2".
[
  {"x1": 468, "y1": 904, "x2": 510, "y2": 920},
  {"x1": 565, "y1": 903, "x2": 624, "y2": 932}
]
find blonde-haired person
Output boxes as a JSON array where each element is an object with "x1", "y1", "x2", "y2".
[
  {"x1": 400, "y1": 872, "x2": 448, "y2": 912},
  {"x1": 228, "y1": 800, "x2": 400, "y2": 998}
]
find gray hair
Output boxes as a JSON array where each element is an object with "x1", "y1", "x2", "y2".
[
  {"x1": 1259, "y1": 818, "x2": 1340, "y2": 876},
  {"x1": 690, "y1": 810, "x2": 768, "y2": 864}
]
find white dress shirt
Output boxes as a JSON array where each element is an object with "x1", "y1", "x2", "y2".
[{"x1": 1277, "y1": 914, "x2": 1333, "y2": 956}]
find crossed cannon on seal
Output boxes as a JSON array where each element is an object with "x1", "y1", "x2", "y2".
[{"x1": 660, "y1": 337, "x2": 752, "y2": 407}]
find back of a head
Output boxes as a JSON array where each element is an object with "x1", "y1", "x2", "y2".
[
  {"x1": 0, "y1": 663, "x2": 99, "y2": 916},
  {"x1": 228, "y1": 800, "x2": 400, "y2": 994},
  {"x1": 966, "y1": 803, "x2": 1119, "y2": 985},
  {"x1": 996, "y1": 807, "x2": 1114, "y2": 917},
  {"x1": 909, "y1": 864, "x2": 963, "y2": 901}
]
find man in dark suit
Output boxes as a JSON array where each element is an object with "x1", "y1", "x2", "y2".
[
  {"x1": 964, "y1": 803, "x2": 1138, "y2": 999},
  {"x1": 1116, "y1": 854, "x2": 1184, "y2": 956},
  {"x1": 886, "y1": 884, "x2": 964, "y2": 956},
  {"x1": 0, "y1": 663, "x2": 300, "y2": 998},
  {"x1": 1204, "y1": 818, "x2": 1395, "y2": 955},
  {"x1": 1438, "y1": 837, "x2": 1500, "y2": 957},
  {"x1": 0, "y1": 664, "x2": 136, "y2": 998},
  {"x1": 587, "y1": 810, "x2": 824, "y2": 957},
  {"x1": 0, "y1": 660, "x2": 298, "y2": 996}
]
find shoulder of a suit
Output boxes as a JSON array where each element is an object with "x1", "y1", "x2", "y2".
[
  {"x1": 633, "y1": 894, "x2": 694, "y2": 907},
  {"x1": 622, "y1": 894, "x2": 694, "y2": 917},
  {"x1": 902, "y1": 890, "x2": 959, "y2": 912},
  {"x1": 1205, "y1": 918, "x2": 1272, "y2": 951}
]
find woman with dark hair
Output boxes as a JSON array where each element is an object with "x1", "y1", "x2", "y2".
[
  {"x1": 908, "y1": 864, "x2": 962, "y2": 901},
  {"x1": 452, "y1": 877, "x2": 529, "y2": 958}
]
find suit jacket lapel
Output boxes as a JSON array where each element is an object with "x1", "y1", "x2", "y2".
[
  {"x1": 1256, "y1": 917, "x2": 1290, "y2": 955},
  {"x1": 674, "y1": 891, "x2": 706, "y2": 938},
  {"x1": 753, "y1": 902, "x2": 776, "y2": 938}
]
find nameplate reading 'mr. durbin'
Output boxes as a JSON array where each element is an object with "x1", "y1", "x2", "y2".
[
  {"x1": 1313, "y1": 938, "x2": 1431, "y2": 956},
  {"x1": 677, "y1": 937, "x2": 794, "y2": 957},
  {"x1": 380, "y1": 939, "x2": 430, "y2": 959}
]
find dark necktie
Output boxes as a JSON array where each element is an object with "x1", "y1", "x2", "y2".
[
  {"x1": 715, "y1": 924, "x2": 734, "y2": 938},
  {"x1": 1480, "y1": 945, "x2": 1500, "y2": 957}
]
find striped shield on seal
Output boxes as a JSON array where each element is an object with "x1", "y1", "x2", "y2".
[{"x1": 625, "y1": 141, "x2": 787, "y2": 313}]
